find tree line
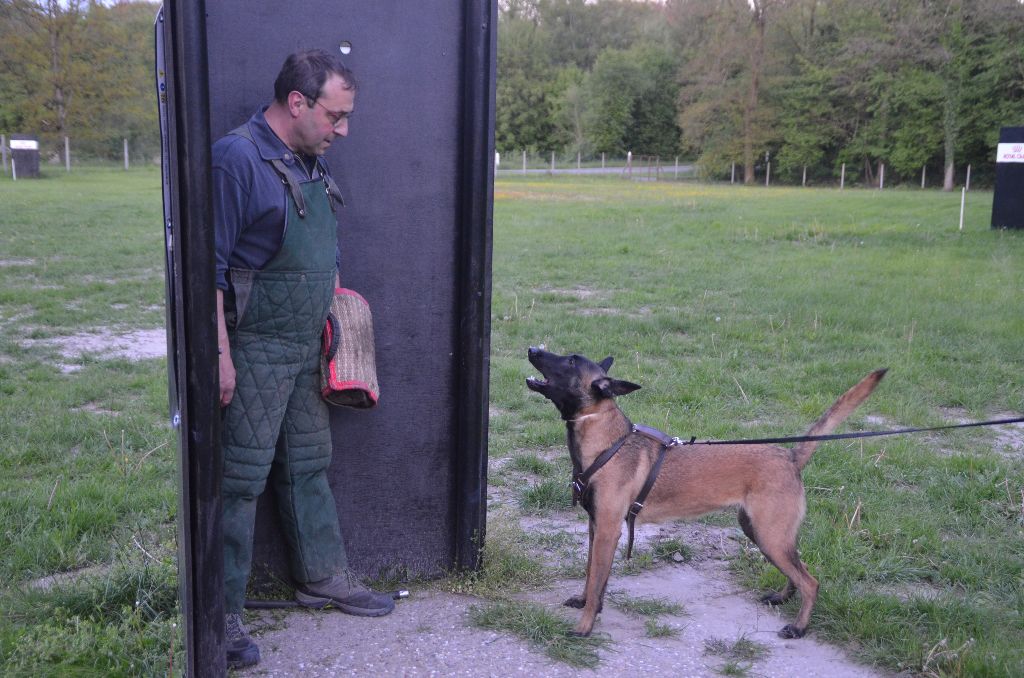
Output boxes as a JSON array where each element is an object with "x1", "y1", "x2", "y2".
[
  {"x1": 0, "y1": 1, "x2": 160, "y2": 164},
  {"x1": 2, "y1": 0, "x2": 1021, "y2": 184},
  {"x1": 498, "y1": 0, "x2": 1024, "y2": 188}
]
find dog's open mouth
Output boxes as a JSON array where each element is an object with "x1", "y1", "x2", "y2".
[{"x1": 526, "y1": 376, "x2": 548, "y2": 391}]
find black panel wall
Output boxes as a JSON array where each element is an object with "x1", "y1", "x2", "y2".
[
  {"x1": 160, "y1": 1, "x2": 494, "y2": 674},
  {"x1": 202, "y1": 1, "x2": 494, "y2": 582}
]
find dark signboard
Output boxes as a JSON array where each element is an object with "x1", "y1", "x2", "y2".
[{"x1": 992, "y1": 127, "x2": 1024, "y2": 229}]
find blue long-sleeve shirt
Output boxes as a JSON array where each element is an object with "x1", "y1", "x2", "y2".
[{"x1": 212, "y1": 108, "x2": 341, "y2": 290}]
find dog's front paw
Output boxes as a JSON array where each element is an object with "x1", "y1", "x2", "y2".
[
  {"x1": 568, "y1": 629, "x2": 592, "y2": 638},
  {"x1": 778, "y1": 624, "x2": 806, "y2": 639},
  {"x1": 563, "y1": 595, "x2": 586, "y2": 609}
]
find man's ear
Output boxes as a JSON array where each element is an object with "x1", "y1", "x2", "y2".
[
  {"x1": 287, "y1": 90, "x2": 308, "y2": 117},
  {"x1": 592, "y1": 377, "x2": 641, "y2": 399},
  {"x1": 599, "y1": 356, "x2": 614, "y2": 372}
]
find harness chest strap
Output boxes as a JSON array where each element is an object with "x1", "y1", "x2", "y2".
[
  {"x1": 571, "y1": 422, "x2": 634, "y2": 508},
  {"x1": 571, "y1": 423, "x2": 683, "y2": 559},
  {"x1": 625, "y1": 425, "x2": 680, "y2": 559}
]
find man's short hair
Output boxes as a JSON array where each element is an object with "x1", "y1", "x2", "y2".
[{"x1": 273, "y1": 49, "x2": 357, "y2": 103}]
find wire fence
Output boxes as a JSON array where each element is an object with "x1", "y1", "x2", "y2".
[
  {"x1": 1, "y1": 134, "x2": 160, "y2": 178},
  {"x1": 496, "y1": 150, "x2": 983, "y2": 191}
]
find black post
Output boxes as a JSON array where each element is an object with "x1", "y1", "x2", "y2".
[
  {"x1": 161, "y1": 1, "x2": 223, "y2": 675},
  {"x1": 454, "y1": 0, "x2": 496, "y2": 571}
]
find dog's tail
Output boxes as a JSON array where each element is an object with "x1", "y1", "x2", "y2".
[{"x1": 792, "y1": 369, "x2": 887, "y2": 470}]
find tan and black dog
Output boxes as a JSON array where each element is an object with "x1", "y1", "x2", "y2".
[{"x1": 526, "y1": 346, "x2": 886, "y2": 639}]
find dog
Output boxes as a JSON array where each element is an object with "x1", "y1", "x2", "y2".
[{"x1": 526, "y1": 346, "x2": 886, "y2": 639}]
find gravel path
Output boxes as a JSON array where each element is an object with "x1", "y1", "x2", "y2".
[{"x1": 237, "y1": 523, "x2": 889, "y2": 677}]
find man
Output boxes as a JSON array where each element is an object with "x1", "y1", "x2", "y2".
[{"x1": 213, "y1": 50, "x2": 394, "y2": 670}]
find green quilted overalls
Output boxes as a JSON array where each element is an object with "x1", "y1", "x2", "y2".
[{"x1": 221, "y1": 153, "x2": 346, "y2": 614}]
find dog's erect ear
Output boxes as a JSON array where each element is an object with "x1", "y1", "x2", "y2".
[
  {"x1": 599, "y1": 356, "x2": 614, "y2": 373},
  {"x1": 592, "y1": 377, "x2": 641, "y2": 399}
]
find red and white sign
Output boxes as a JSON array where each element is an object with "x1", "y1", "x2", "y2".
[{"x1": 997, "y1": 143, "x2": 1024, "y2": 163}]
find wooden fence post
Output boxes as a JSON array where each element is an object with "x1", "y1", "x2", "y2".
[
  {"x1": 959, "y1": 187, "x2": 966, "y2": 231},
  {"x1": 65, "y1": 136, "x2": 71, "y2": 172},
  {"x1": 522, "y1": 149, "x2": 526, "y2": 175},
  {"x1": 965, "y1": 164, "x2": 971, "y2": 191},
  {"x1": 840, "y1": 163, "x2": 846, "y2": 190},
  {"x1": 124, "y1": 138, "x2": 130, "y2": 170},
  {"x1": 1, "y1": 134, "x2": 7, "y2": 175}
]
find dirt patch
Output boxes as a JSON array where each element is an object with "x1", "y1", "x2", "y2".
[
  {"x1": 27, "y1": 564, "x2": 110, "y2": 592},
  {"x1": 0, "y1": 258, "x2": 35, "y2": 267},
  {"x1": 868, "y1": 581, "x2": 944, "y2": 603},
  {"x1": 864, "y1": 410, "x2": 1024, "y2": 460},
  {"x1": 20, "y1": 328, "x2": 166, "y2": 372},
  {"x1": 862, "y1": 415, "x2": 895, "y2": 428},
  {"x1": 572, "y1": 307, "x2": 652, "y2": 319},
  {"x1": 991, "y1": 413, "x2": 1024, "y2": 458},
  {"x1": 537, "y1": 287, "x2": 605, "y2": 301},
  {"x1": 71, "y1": 402, "x2": 120, "y2": 416}
]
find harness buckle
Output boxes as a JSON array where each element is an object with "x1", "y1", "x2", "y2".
[{"x1": 628, "y1": 500, "x2": 644, "y2": 517}]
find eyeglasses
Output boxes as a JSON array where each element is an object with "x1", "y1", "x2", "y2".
[{"x1": 311, "y1": 99, "x2": 350, "y2": 128}]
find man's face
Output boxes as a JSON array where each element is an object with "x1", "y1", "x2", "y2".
[{"x1": 295, "y1": 74, "x2": 355, "y2": 156}]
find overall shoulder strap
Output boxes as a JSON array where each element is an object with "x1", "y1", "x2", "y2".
[
  {"x1": 228, "y1": 123, "x2": 308, "y2": 218},
  {"x1": 315, "y1": 156, "x2": 346, "y2": 208},
  {"x1": 228, "y1": 123, "x2": 254, "y2": 142}
]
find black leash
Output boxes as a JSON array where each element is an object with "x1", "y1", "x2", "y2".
[{"x1": 679, "y1": 415, "x2": 1024, "y2": 447}]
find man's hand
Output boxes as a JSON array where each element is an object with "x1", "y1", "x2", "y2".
[
  {"x1": 217, "y1": 289, "x2": 235, "y2": 407},
  {"x1": 219, "y1": 349, "x2": 236, "y2": 406}
]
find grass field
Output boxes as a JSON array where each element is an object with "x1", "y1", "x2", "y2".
[
  {"x1": 1, "y1": 168, "x2": 1022, "y2": 675},
  {"x1": 0, "y1": 167, "x2": 179, "y2": 676},
  {"x1": 487, "y1": 176, "x2": 1024, "y2": 676}
]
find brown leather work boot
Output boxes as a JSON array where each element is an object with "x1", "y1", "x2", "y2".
[{"x1": 294, "y1": 570, "x2": 395, "y2": 617}]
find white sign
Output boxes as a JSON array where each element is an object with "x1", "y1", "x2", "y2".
[
  {"x1": 10, "y1": 139, "x2": 38, "y2": 151},
  {"x1": 996, "y1": 143, "x2": 1024, "y2": 163}
]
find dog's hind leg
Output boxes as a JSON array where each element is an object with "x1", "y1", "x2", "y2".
[
  {"x1": 570, "y1": 509, "x2": 621, "y2": 636},
  {"x1": 738, "y1": 508, "x2": 797, "y2": 605},
  {"x1": 746, "y1": 504, "x2": 818, "y2": 638},
  {"x1": 759, "y1": 542, "x2": 817, "y2": 638}
]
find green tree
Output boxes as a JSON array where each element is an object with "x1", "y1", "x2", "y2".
[
  {"x1": 671, "y1": 0, "x2": 783, "y2": 182},
  {"x1": 0, "y1": 0, "x2": 88, "y2": 155},
  {"x1": 495, "y1": 13, "x2": 565, "y2": 153},
  {"x1": 0, "y1": 0, "x2": 159, "y2": 162},
  {"x1": 73, "y1": 1, "x2": 159, "y2": 161},
  {"x1": 585, "y1": 44, "x2": 680, "y2": 157}
]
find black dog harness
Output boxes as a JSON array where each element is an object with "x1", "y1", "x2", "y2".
[{"x1": 571, "y1": 423, "x2": 686, "y2": 559}]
